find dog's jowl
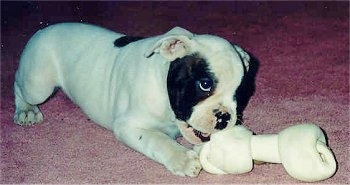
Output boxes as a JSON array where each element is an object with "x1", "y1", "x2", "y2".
[{"x1": 13, "y1": 23, "x2": 251, "y2": 177}]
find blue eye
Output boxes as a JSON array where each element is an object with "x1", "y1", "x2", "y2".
[{"x1": 198, "y1": 78, "x2": 213, "y2": 92}]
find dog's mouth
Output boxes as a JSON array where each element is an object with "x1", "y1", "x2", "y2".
[
  {"x1": 188, "y1": 124, "x2": 211, "y2": 142},
  {"x1": 178, "y1": 122, "x2": 211, "y2": 145}
]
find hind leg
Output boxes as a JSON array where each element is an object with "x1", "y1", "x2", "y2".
[
  {"x1": 14, "y1": 86, "x2": 43, "y2": 125},
  {"x1": 13, "y1": 56, "x2": 59, "y2": 126},
  {"x1": 13, "y1": 80, "x2": 46, "y2": 125},
  {"x1": 14, "y1": 72, "x2": 59, "y2": 126}
]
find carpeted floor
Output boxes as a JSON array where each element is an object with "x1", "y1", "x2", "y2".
[{"x1": 1, "y1": 1, "x2": 349, "y2": 184}]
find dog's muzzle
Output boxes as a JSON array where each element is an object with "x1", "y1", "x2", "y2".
[{"x1": 187, "y1": 110, "x2": 231, "y2": 143}]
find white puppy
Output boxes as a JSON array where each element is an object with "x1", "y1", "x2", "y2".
[{"x1": 13, "y1": 23, "x2": 251, "y2": 177}]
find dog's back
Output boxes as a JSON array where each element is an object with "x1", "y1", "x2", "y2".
[{"x1": 14, "y1": 23, "x2": 123, "y2": 127}]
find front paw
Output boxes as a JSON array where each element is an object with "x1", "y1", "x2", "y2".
[{"x1": 166, "y1": 150, "x2": 202, "y2": 177}]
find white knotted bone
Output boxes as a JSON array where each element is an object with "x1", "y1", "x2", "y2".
[{"x1": 199, "y1": 123, "x2": 337, "y2": 182}]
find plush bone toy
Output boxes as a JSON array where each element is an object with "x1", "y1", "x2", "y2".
[{"x1": 193, "y1": 123, "x2": 337, "y2": 182}]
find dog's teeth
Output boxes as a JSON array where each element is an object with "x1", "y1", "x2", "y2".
[
  {"x1": 194, "y1": 129, "x2": 201, "y2": 136},
  {"x1": 192, "y1": 128, "x2": 210, "y2": 142}
]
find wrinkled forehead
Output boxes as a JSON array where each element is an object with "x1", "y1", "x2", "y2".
[{"x1": 192, "y1": 35, "x2": 244, "y2": 92}]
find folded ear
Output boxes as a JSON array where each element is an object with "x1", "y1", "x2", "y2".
[
  {"x1": 165, "y1": 26, "x2": 194, "y2": 37},
  {"x1": 144, "y1": 27, "x2": 194, "y2": 61},
  {"x1": 232, "y1": 44, "x2": 250, "y2": 71},
  {"x1": 233, "y1": 43, "x2": 259, "y2": 122}
]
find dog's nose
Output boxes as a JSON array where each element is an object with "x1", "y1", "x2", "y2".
[{"x1": 214, "y1": 111, "x2": 231, "y2": 130}]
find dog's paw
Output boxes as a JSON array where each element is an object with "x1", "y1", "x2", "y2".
[
  {"x1": 166, "y1": 149, "x2": 202, "y2": 177},
  {"x1": 14, "y1": 106, "x2": 43, "y2": 126}
]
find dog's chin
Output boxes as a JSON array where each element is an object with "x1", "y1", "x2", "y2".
[{"x1": 178, "y1": 122, "x2": 211, "y2": 145}]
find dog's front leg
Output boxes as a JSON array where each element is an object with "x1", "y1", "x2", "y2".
[{"x1": 114, "y1": 124, "x2": 202, "y2": 177}]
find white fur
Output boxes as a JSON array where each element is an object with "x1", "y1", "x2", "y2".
[{"x1": 13, "y1": 23, "x2": 246, "y2": 177}]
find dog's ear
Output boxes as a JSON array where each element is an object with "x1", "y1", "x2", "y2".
[
  {"x1": 232, "y1": 43, "x2": 260, "y2": 124},
  {"x1": 232, "y1": 44, "x2": 250, "y2": 72},
  {"x1": 144, "y1": 27, "x2": 194, "y2": 61},
  {"x1": 164, "y1": 26, "x2": 194, "y2": 36}
]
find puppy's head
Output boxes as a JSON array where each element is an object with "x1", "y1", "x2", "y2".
[{"x1": 146, "y1": 27, "x2": 251, "y2": 144}]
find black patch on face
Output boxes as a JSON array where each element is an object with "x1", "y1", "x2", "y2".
[
  {"x1": 167, "y1": 54, "x2": 217, "y2": 121},
  {"x1": 114, "y1": 36, "x2": 144, "y2": 47}
]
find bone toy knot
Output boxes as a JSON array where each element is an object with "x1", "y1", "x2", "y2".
[{"x1": 198, "y1": 123, "x2": 337, "y2": 182}]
